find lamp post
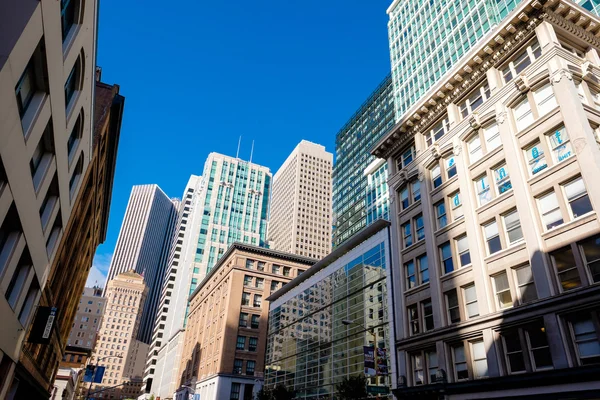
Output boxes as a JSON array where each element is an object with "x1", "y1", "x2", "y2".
[
  {"x1": 342, "y1": 319, "x2": 376, "y2": 339},
  {"x1": 85, "y1": 354, "x2": 124, "y2": 400}
]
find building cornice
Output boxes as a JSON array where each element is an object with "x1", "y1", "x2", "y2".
[{"x1": 373, "y1": 0, "x2": 600, "y2": 160}]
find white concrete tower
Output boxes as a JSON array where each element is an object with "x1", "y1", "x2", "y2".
[{"x1": 269, "y1": 140, "x2": 333, "y2": 259}]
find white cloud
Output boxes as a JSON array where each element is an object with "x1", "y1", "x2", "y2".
[{"x1": 85, "y1": 253, "x2": 113, "y2": 288}]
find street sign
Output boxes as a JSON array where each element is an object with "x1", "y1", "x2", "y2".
[{"x1": 367, "y1": 385, "x2": 390, "y2": 395}]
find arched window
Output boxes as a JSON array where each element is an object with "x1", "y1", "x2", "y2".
[{"x1": 67, "y1": 110, "x2": 83, "y2": 162}]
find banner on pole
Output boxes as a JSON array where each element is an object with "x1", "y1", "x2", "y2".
[
  {"x1": 363, "y1": 346, "x2": 375, "y2": 376},
  {"x1": 376, "y1": 348, "x2": 388, "y2": 376},
  {"x1": 93, "y1": 366, "x2": 105, "y2": 383}
]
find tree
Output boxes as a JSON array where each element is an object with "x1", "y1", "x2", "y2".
[
  {"x1": 255, "y1": 385, "x2": 295, "y2": 400},
  {"x1": 336, "y1": 375, "x2": 368, "y2": 400}
]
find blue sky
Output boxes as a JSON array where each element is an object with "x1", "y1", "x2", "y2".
[{"x1": 87, "y1": 0, "x2": 393, "y2": 286}]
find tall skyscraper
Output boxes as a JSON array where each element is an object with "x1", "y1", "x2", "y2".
[
  {"x1": 141, "y1": 175, "x2": 202, "y2": 398},
  {"x1": 89, "y1": 271, "x2": 148, "y2": 399},
  {"x1": 142, "y1": 153, "x2": 271, "y2": 399},
  {"x1": 105, "y1": 185, "x2": 178, "y2": 344},
  {"x1": 332, "y1": 75, "x2": 395, "y2": 247},
  {"x1": 387, "y1": 0, "x2": 600, "y2": 121},
  {"x1": 190, "y1": 153, "x2": 272, "y2": 276},
  {"x1": 374, "y1": 0, "x2": 600, "y2": 397},
  {"x1": 269, "y1": 140, "x2": 333, "y2": 259}
]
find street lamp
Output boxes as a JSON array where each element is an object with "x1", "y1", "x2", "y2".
[
  {"x1": 85, "y1": 354, "x2": 124, "y2": 399},
  {"x1": 342, "y1": 319, "x2": 375, "y2": 337}
]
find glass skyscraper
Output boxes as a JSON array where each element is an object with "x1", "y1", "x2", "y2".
[
  {"x1": 332, "y1": 75, "x2": 395, "y2": 247},
  {"x1": 387, "y1": 0, "x2": 600, "y2": 121}
]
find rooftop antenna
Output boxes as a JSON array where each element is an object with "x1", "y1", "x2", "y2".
[
  {"x1": 249, "y1": 140, "x2": 255, "y2": 164},
  {"x1": 236, "y1": 136, "x2": 242, "y2": 159}
]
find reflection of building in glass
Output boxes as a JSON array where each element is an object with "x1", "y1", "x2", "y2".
[
  {"x1": 332, "y1": 76, "x2": 395, "y2": 248},
  {"x1": 364, "y1": 159, "x2": 389, "y2": 227},
  {"x1": 374, "y1": 1, "x2": 600, "y2": 398},
  {"x1": 265, "y1": 220, "x2": 395, "y2": 399}
]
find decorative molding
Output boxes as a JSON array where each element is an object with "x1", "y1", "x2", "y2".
[
  {"x1": 541, "y1": 8, "x2": 600, "y2": 49},
  {"x1": 515, "y1": 74, "x2": 530, "y2": 92},
  {"x1": 431, "y1": 144, "x2": 441, "y2": 161},
  {"x1": 469, "y1": 113, "x2": 481, "y2": 130},
  {"x1": 453, "y1": 142, "x2": 462, "y2": 157},
  {"x1": 551, "y1": 69, "x2": 573, "y2": 84},
  {"x1": 573, "y1": 138, "x2": 587, "y2": 154},
  {"x1": 496, "y1": 109, "x2": 508, "y2": 125}
]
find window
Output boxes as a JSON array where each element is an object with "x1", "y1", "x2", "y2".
[
  {"x1": 415, "y1": 215, "x2": 425, "y2": 241},
  {"x1": 475, "y1": 175, "x2": 491, "y2": 206},
  {"x1": 251, "y1": 314, "x2": 260, "y2": 329},
  {"x1": 236, "y1": 336, "x2": 246, "y2": 350},
  {"x1": 446, "y1": 156, "x2": 457, "y2": 179},
  {"x1": 402, "y1": 222, "x2": 413, "y2": 248},
  {"x1": 243, "y1": 275, "x2": 252, "y2": 286},
  {"x1": 538, "y1": 192, "x2": 563, "y2": 230},
  {"x1": 468, "y1": 135, "x2": 483, "y2": 164},
  {"x1": 400, "y1": 187, "x2": 409, "y2": 209},
  {"x1": 503, "y1": 210, "x2": 524, "y2": 245},
  {"x1": 494, "y1": 164, "x2": 512, "y2": 194},
  {"x1": 239, "y1": 312, "x2": 248, "y2": 327},
  {"x1": 64, "y1": 61, "x2": 80, "y2": 109},
  {"x1": 426, "y1": 117, "x2": 449, "y2": 147},
  {"x1": 255, "y1": 278, "x2": 264, "y2": 289},
  {"x1": 405, "y1": 261, "x2": 416, "y2": 289},
  {"x1": 435, "y1": 201, "x2": 447, "y2": 229},
  {"x1": 400, "y1": 146, "x2": 415, "y2": 168},
  {"x1": 484, "y1": 221, "x2": 502, "y2": 255},
  {"x1": 408, "y1": 305, "x2": 419, "y2": 335},
  {"x1": 422, "y1": 300, "x2": 434, "y2": 331},
  {"x1": 551, "y1": 246, "x2": 581, "y2": 291},
  {"x1": 272, "y1": 264, "x2": 280, "y2": 274},
  {"x1": 249, "y1": 337, "x2": 258, "y2": 352},
  {"x1": 514, "y1": 98, "x2": 534, "y2": 131},
  {"x1": 459, "y1": 82, "x2": 491, "y2": 118},
  {"x1": 471, "y1": 340, "x2": 489, "y2": 378},
  {"x1": 253, "y1": 295, "x2": 262, "y2": 308},
  {"x1": 514, "y1": 264, "x2": 537, "y2": 303},
  {"x1": 411, "y1": 350, "x2": 438, "y2": 385},
  {"x1": 456, "y1": 236, "x2": 470, "y2": 266},
  {"x1": 502, "y1": 40, "x2": 541, "y2": 83},
  {"x1": 283, "y1": 266, "x2": 291, "y2": 277},
  {"x1": 564, "y1": 177, "x2": 593, "y2": 219},
  {"x1": 257, "y1": 261, "x2": 265, "y2": 271},
  {"x1": 525, "y1": 140, "x2": 547, "y2": 176},
  {"x1": 241, "y1": 293, "x2": 250, "y2": 306},
  {"x1": 412, "y1": 180, "x2": 421, "y2": 202},
  {"x1": 484, "y1": 123, "x2": 502, "y2": 152},
  {"x1": 431, "y1": 165, "x2": 442, "y2": 188},
  {"x1": 418, "y1": 254, "x2": 429, "y2": 284},
  {"x1": 60, "y1": 0, "x2": 76, "y2": 41},
  {"x1": 246, "y1": 259, "x2": 254, "y2": 269},
  {"x1": 233, "y1": 359, "x2": 243, "y2": 374},
  {"x1": 452, "y1": 344, "x2": 469, "y2": 380},
  {"x1": 463, "y1": 284, "x2": 479, "y2": 319},
  {"x1": 493, "y1": 272, "x2": 513, "y2": 309},
  {"x1": 440, "y1": 242, "x2": 454, "y2": 274},
  {"x1": 16, "y1": 61, "x2": 37, "y2": 119},
  {"x1": 6, "y1": 260, "x2": 31, "y2": 310},
  {"x1": 548, "y1": 126, "x2": 572, "y2": 164},
  {"x1": 569, "y1": 315, "x2": 600, "y2": 365},
  {"x1": 581, "y1": 235, "x2": 600, "y2": 283},
  {"x1": 450, "y1": 192, "x2": 463, "y2": 221},
  {"x1": 30, "y1": 123, "x2": 55, "y2": 191},
  {"x1": 446, "y1": 289, "x2": 461, "y2": 324},
  {"x1": 533, "y1": 83, "x2": 558, "y2": 116},
  {"x1": 502, "y1": 321, "x2": 552, "y2": 373},
  {"x1": 246, "y1": 360, "x2": 256, "y2": 375}
]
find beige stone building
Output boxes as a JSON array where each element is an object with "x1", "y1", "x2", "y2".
[
  {"x1": 178, "y1": 243, "x2": 315, "y2": 400},
  {"x1": 372, "y1": 0, "x2": 600, "y2": 398},
  {"x1": 67, "y1": 286, "x2": 105, "y2": 349},
  {"x1": 269, "y1": 140, "x2": 333, "y2": 260},
  {"x1": 88, "y1": 271, "x2": 148, "y2": 399},
  {"x1": 0, "y1": 0, "x2": 101, "y2": 397}
]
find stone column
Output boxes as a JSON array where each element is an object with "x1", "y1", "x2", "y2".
[{"x1": 494, "y1": 102, "x2": 555, "y2": 299}]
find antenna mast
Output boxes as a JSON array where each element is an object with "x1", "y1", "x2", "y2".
[
  {"x1": 236, "y1": 136, "x2": 242, "y2": 159},
  {"x1": 249, "y1": 140, "x2": 255, "y2": 164}
]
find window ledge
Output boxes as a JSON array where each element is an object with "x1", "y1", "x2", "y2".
[
  {"x1": 475, "y1": 189, "x2": 514, "y2": 214},
  {"x1": 430, "y1": 175, "x2": 459, "y2": 197},
  {"x1": 484, "y1": 241, "x2": 527, "y2": 265},
  {"x1": 541, "y1": 212, "x2": 598, "y2": 244},
  {"x1": 440, "y1": 264, "x2": 473, "y2": 283},
  {"x1": 515, "y1": 107, "x2": 561, "y2": 139},
  {"x1": 398, "y1": 200, "x2": 422, "y2": 219},
  {"x1": 468, "y1": 145, "x2": 504, "y2": 172},
  {"x1": 401, "y1": 239, "x2": 426, "y2": 256},
  {"x1": 404, "y1": 281, "x2": 430, "y2": 296},
  {"x1": 527, "y1": 156, "x2": 577, "y2": 187},
  {"x1": 21, "y1": 93, "x2": 48, "y2": 140},
  {"x1": 434, "y1": 217, "x2": 465, "y2": 237}
]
